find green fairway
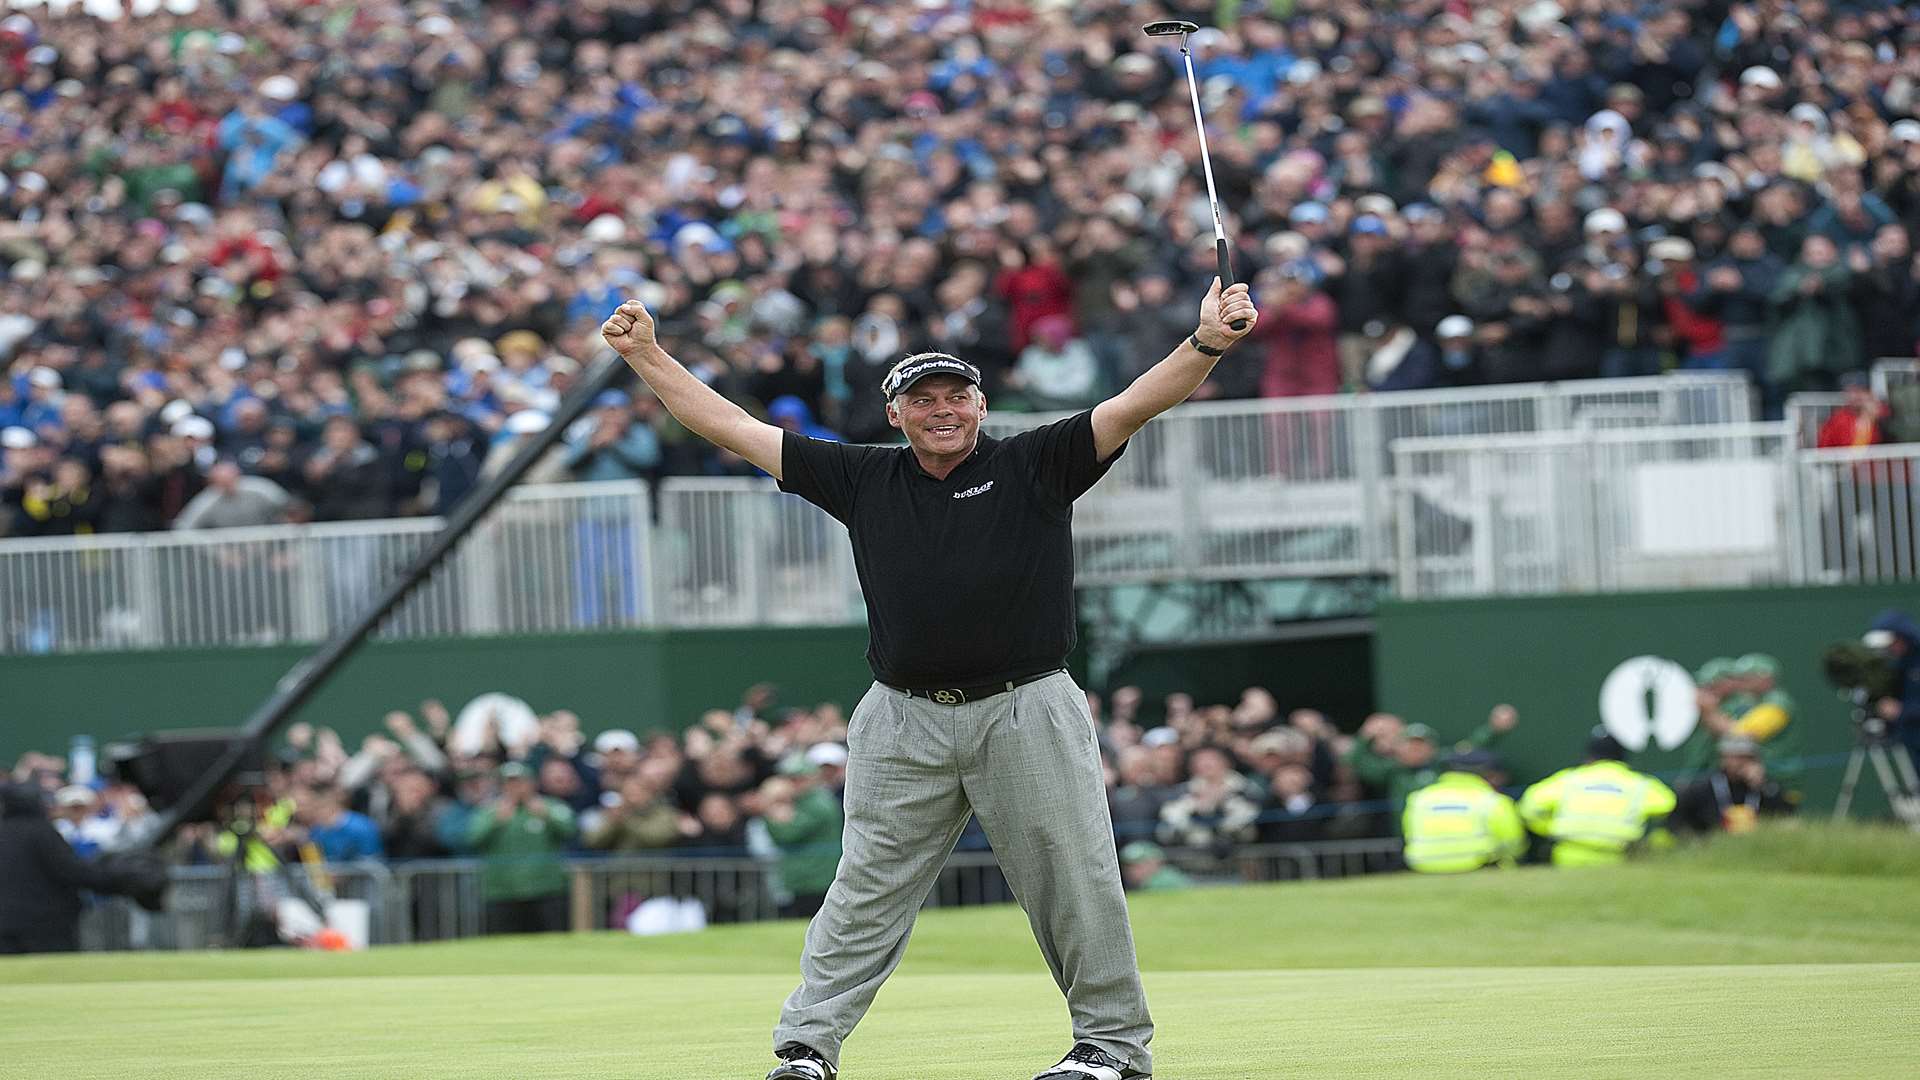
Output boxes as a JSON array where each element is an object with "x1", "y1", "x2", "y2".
[{"x1": 6, "y1": 828, "x2": 1919, "y2": 1079}]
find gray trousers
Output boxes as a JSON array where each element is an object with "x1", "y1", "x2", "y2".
[{"x1": 774, "y1": 672, "x2": 1153, "y2": 1073}]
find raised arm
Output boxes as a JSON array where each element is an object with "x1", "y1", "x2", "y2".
[
  {"x1": 600, "y1": 299, "x2": 785, "y2": 479},
  {"x1": 1090, "y1": 278, "x2": 1259, "y2": 461}
]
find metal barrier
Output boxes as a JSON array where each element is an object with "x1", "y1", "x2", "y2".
[
  {"x1": 651, "y1": 479, "x2": 863, "y2": 626},
  {"x1": 1793, "y1": 443, "x2": 1920, "y2": 583},
  {"x1": 78, "y1": 838, "x2": 1406, "y2": 950},
  {"x1": 1785, "y1": 391, "x2": 1846, "y2": 448},
  {"x1": 1392, "y1": 423, "x2": 1795, "y2": 598}
]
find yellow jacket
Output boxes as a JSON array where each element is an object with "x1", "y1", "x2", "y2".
[
  {"x1": 1519, "y1": 760, "x2": 1676, "y2": 866},
  {"x1": 1402, "y1": 772, "x2": 1526, "y2": 873}
]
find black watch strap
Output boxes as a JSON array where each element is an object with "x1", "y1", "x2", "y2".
[{"x1": 1189, "y1": 333, "x2": 1227, "y2": 357}]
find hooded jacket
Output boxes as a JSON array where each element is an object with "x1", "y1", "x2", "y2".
[{"x1": 0, "y1": 783, "x2": 122, "y2": 937}]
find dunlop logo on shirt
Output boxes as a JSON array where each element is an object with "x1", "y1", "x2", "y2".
[{"x1": 952, "y1": 481, "x2": 995, "y2": 500}]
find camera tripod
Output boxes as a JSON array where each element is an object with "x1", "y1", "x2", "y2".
[{"x1": 1832, "y1": 691, "x2": 1920, "y2": 830}]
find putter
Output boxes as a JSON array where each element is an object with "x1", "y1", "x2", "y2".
[{"x1": 1142, "y1": 19, "x2": 1245, "y2": 329}]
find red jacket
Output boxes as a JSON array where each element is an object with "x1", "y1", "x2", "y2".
[
  {"x1": 995, "y1": 261, "x2": 1074, "y2": 352},
  {"x1": 1256, "y1": 292, "x2": 1340, "y2": 398},
  {"x1": 1661, "y1": 268, "x2": 1725, "y2": 357}
]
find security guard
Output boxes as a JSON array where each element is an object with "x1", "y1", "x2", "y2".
[
  {"x1": 1401, "y1": 750, "x2": 1526, "y2": 873},
  {"x1": 1519, "y1": 729, "x2": 1676, "y2": 867}
]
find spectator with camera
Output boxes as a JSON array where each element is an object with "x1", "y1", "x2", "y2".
[
  {"x1": 1866, "y1": 611, "x2": 1920, "y2": 767},
  {"x1": 467, "y1": 760, "x2": 576, "y2": 935},
  {"x1": 1670, "y1": 736, "x2": 1798, "y2": 835}
]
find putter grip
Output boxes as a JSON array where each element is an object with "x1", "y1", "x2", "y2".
[{"x1": 1216, "y1": 238, "x2": 1246, "y2": 331}]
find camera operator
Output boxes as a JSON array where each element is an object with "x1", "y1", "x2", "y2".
[
  {"x1": 1866, "y1": 610, "x2": 1920, "y2": 764},
  {"x1": 1, "y1": 783, "x2": 166, "y2": 954}
]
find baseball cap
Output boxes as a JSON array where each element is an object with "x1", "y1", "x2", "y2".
[
  {"x1": 498, "y1": 761, "x2": 533, "y2": 780},
  {"x1": 1141, "y1": 726, "x2": 1179, "y2": 748},
  {"x1": 881, "y1": 352, "x2": 982, "y2": 400},
  {"x1": 1351, "y1": 214, "x2": 1390, "y2": 237},
  {"x1": 777, "y1": 755, "x2": 821, "y2": 777},
  {"x1": 0, "y1": 426, "x2": 35, "y2": 449},
  {"x1": 1891, "y1": 119, "x2": 1920, "y2": 144},
  {"x1": 1403, "y1": 202, "x2": 1444, "y2": 224},
  {"x1": 1694, "y1": 657, "x2": 1733, "y2": 685},
  {"x1": 1436, "y1": 315, "x2": 1475, "y2": 339},
  {"x1": 1739, "y1": 66, "x2": 1782, "y2": 90},
  {"x1": 1443, "y1": 748, "x2": 1499, "y2": 771},
  {"x1": 1648, "y1": 237, "x2": 1696, "y2": 262},
  {"x1": 593, "y1": 729, "x2": 640, "y2": 754},
  {"x1": 1288, "y1": 202, "x2": 1329, "y2": 225},
  {"x1": 1718, "y1": 734, "x2": 1761, "y2": 757},
  {"x1": 1402, "y1": 723, "x2": 1438, "y2": 743},
  {"x1": 1584, "y1": 208, "x2": 1628, "y2": 235},
  {"x1": 805, "y1": 743, "x2": 850, "y2": 768},
  {"x1": 1585, "y1": 726, "x2": 1627, "y2": 761},
  {"x1": 1731, "y1": 653, "x2": 1780, "y2": 677},
  {"x1": 592, "y1": 389, "x2": 631, "y2": 410},
  {"x1": 1119, "y1": 841, "x2": 1165, "y2": 863}
]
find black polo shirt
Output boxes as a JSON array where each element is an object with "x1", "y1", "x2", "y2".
[{"x1": 778, "y1": 410, "x2": 1124, "y2": 689}]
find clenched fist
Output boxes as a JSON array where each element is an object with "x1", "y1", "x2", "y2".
[
  {"x1": 601, "y1": 299, "x2": 657, "y2": 357},
  {"x1": 1195, "y1": 278, "x2": 1259, "y2": 352}
]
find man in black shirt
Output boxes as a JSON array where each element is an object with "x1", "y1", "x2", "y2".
[{"x1": 601, "y1": 278, "x2": 1258, "y2": 1080}]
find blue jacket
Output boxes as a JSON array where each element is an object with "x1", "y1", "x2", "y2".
[{"x1": 309, "y1": 811, "x2": 384, "y2": 863}]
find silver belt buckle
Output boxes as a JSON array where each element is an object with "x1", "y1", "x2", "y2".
[{"x1": 930, "y1": 688, "x2": 966, "y2": 705}]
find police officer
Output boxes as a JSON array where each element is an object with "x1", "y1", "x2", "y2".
[
  {"x1": 1401, "y1": 749, "x2": 1526, "y2": 873},
  {"x1": 1519, "y1": 729, "x2": 1677, "y2": 867},
  {"x1": 602, "y1": 279, "x2": 1259, "y2": 1080}
]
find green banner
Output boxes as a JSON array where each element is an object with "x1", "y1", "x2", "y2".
[{"x1": 1375, "y1": 585, "x2": 1917, "y2": 812}]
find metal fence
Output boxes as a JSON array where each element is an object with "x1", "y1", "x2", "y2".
[
  {"x1": 77, "y1": 839, "x2": 1403, "y2": 951},
  {"x1": 1793, "y1": 444, "x2": 1920, "y2": 583},
  {"x1": 1393, "y1": 424, "x2": 1796, "y2": 597}
]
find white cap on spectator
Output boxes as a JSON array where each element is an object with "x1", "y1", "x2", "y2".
[
  {"x1": 806, "y1": 743, "x2": 850, "y2": 768},
  {"x1": 465, "y1": 353, "x2": 500, "y2": 374},
  {"x1": 172, "y1": 416, "x2": 215, "y2": 439},
  {"x1": 27, "y1": 366, "x2": 60, "y2": 389},
  {"x1": 584, "y1": 214, "x2": 627, "y2": 243},
  {"x1": 11, "y1": 259, "x2": 44, "y2": 281},
  {"x1": 1890, "y1": 120, "x2": 1920, "y2": 143},
  {"x1": 1649, "y1": 237, "x2": 1696, "y2": 262},
  {"x1": 1583, "y1": 207, "x2": 1627, "y2": 235},
  {"x1": 1355, "y1": 193, "x2": 1398, "y2": 217},
  {"x1": 1, "y1": 427, "x2": 36, "y2": 449},
  {"x1": 166, "y1": 0, "x2": 200, "y2": 14},
  {"x1": 1436, "y1": 315, "x2": 1476, "y2": 339},
  {"x1": 593, "y1": 729, "x2": 641, "y2": 754},
  {"x1": 504, "y1": 410, "x2": 550, "y2": 435},
  {"x1": 258, "y1": 75, "x2": 299, "y2": 102},
  {"x1": 1740, "y1": 66, "x2": 1781, "y2": 90},
  {"x1": 157, "y1": 400, "x2": 193, "y2": 425},
  {"x1": 1788, "y1": 102, "x2": 1827, "y2": 127},
  {"x1": 417, "y1": 13, "x2": 455, "y2": 36},
  {"x1": 1141, "y1": 726, "x2": 1180, "y2": 748}
]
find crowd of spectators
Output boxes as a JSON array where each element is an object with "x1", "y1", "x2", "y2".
[
  {"x1": 7, "y1": 0, "x2": 1920, "y2": 538},
  {"x1": 9, "y1": 659, "x2": 1823, "y2": 936}
]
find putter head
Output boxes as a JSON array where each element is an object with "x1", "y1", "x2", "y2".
[{"x1": 1142, "y1": 19, "x2": 1201, "y2": 37}]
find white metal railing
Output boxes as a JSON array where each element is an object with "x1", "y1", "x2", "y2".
[
  {"x1": 14, "y1": 371, "x2": 1920, "y2": 651},
  {"x1": 1793, "y1": 444, "x2": 1920, "y2": 583},
  {"x1": 985, "y1": 373, "x2": 1755, "y2": 584},
  {"x1": 1392, "y1": 431, "x2": 1920, "y2": 597}
]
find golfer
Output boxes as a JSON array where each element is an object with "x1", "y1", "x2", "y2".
[{"x1": 601, "y1": 278, "x2": 1258, "y2": 1080}]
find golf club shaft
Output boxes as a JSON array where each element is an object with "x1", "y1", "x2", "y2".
[{"x1": 1179, "y1": 45, "x2": 1245, "y2": 330}]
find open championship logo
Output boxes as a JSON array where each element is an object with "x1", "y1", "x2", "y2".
[{"x1": 1598, "y1": 655, "x2": 1701, "y2": 751}]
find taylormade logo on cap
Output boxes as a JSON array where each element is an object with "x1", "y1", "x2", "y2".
[{"x1": 882, "y1": 353, "x2": 983, "y2": 398}]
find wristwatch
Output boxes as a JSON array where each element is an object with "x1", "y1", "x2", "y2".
[{"x1": 1189, "y1": 333, "x2": 1228, "y2": 357}]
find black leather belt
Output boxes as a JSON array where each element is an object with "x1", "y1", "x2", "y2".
[{"x1": 891, "y1": 669, "x2": 1062, "y2": 706}]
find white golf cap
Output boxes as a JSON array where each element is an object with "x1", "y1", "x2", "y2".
[
  {"x1": 584, "y1": 214, "x2": 627, "y2": 243},
  {"x1": 1141, "y1": 726, "x2": 1180, "y2": 748},
  {"x1": 1891, "y1": 119, "x2": 1920, "y2": 143},
  {"x1": 805, "y1": 743, "x2": 849, "y2": 768},
  {"x1": 1788, "y1": 102, "x2": 1827, "y2": 126},
  {"x1": 1, "y1": 426, "x2": 36, "y2": 449},
  {"x1": 258, "y1": 75, "x2": 298, "y2": 101},
  {"x1": 1649, "y1": 237, "x2": 1696, "y2": 262},
  {"x1": 593, "y1": 729, "x2": 641, "y2": 754},
  {"x1": 159, "y1": 399, "x2": 196, "y2": 425},
  {"x1": 172, "y1": 416, "x2": 215, "y2": 439},
  {"x1": 504, "y1": 410, "x2": 550, "y2": 435},
  {"x1": 27, "y1": 366, "x2": 60, "y2": 388},
  {"x1": 1436, "y1": 315, "x2": 1476, "y2": 339},
  {"x1": 1584, "y1": 207, "x2": 1628, "y2": 234},
  {"x1": 1740, "y1": 66, "x2": 1781, "y2": 89}
]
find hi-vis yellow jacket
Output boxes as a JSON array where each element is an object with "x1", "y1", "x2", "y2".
[
  {"x1": 1402, "y1": 772, "x2": 1526, "y2": 873},
  {"x1": 1519, "y1": 760, "x2": 1676, "y2": 866}
]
